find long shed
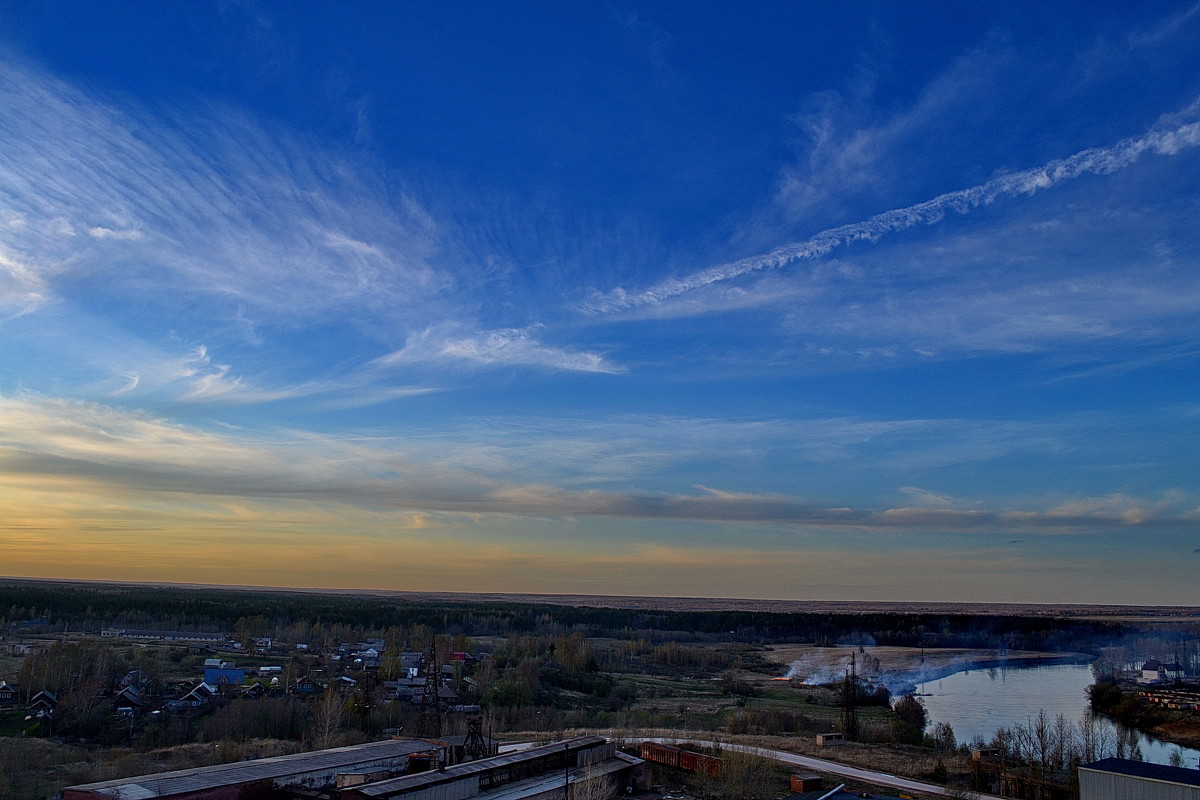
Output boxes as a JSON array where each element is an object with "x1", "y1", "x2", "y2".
[
  {"x1": 1079, "y1": 757, "x2": 1200, "y2": 800},
  {"x1": 345, "y1": 736, "x2": 646, "y2": 800},
  {"x1": 58, "y1": 738, "x2": 439, "y2": 800}
]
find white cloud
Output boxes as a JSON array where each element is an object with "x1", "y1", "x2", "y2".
[
  {"x1": 586, "y1": 101, "x2": 1200, "y2": 315},
  {"x1": 0, "y1": 244, "x2": 47, "y2": 317},
  {"x1": 378, "y1": 323, "x2": 625, "y2": 374},
  {"x1": 899, "y1": 486, "x2": 970, "y2": 509},
  {"x1": 97, "y1": 341, "x2": 437, "y2": 408},
  {"x1": 1046, "y1": 491, "x2": 1188, "y2": 525},
  {"x1": 0, "y1": 393, "x2": 1193, "y2": 533},
  {"x1": 87, "y1": 226, "x2": 144, "y2": 241},
  {"x1": 0, "y1": 60, "x2": 443, "y2": 328},
  {"x1": 772, "y1": 40, "x2": 1005, "y2": 226}
]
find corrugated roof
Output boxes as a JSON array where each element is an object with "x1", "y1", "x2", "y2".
[
  {"x1": 1081, "y1": 757, "x2": 1200, "y2": 787},
  {"x1": 64, "y1": 739, "x2": 438, "y2": 798},
  {"x1": 354, "y1": 736, "x2": 609, "y2": 797},
  {"x1": 476, "y1": 755, "x2": 639, "y2": 800}
]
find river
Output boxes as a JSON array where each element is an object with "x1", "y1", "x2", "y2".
[{"x1": 913, "y1": 662, "x2": 1200, "y2": 768}]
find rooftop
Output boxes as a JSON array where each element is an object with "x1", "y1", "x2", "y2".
[
  {"x1": 1080, "y1": 757, "x2": 1200, "y2": 788},
  {"x1": 63, "y1": 739, "x2": 437, "y2": 799},
  {"x1": 351, "y1": 736, "x2": 613, "y2": 798}
]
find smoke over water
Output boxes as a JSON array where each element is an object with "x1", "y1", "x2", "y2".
[{"x1": 781, "y1": 649, "x2": 1043, "y2": 697}]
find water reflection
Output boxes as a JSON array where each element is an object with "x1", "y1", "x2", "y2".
[{"x1": 913, "y1": 663, "x2": 1200, "y2": 768}]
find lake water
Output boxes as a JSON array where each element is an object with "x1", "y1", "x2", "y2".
[{"x1": 914, "y1": 663, "x2": 1200, "y2": 768}]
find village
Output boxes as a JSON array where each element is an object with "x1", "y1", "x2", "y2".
[
  {"x1": 1, "y1": 627, "x2": 489, "y2": 742},
  {"x1": 3, "y1": 588, "x2": 1200, "y2": 800}
]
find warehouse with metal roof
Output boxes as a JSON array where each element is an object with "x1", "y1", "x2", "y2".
[
  {"x1": 57, "y1": 738, "x2": 440, "y2": 800},
  {"x1": 1079, "y1": 757, "x2": 1200, "y2": 800},
  {"x1": 343, "y1": 736, "x2": 647, "y2": 800}
]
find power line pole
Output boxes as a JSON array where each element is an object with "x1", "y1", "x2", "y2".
[
  {"x1": 416, "y1": 638, "x2": 442, "y2": 739},
  {"x1": 840, "y1": 652, "x2": 859, "y2": 741}
]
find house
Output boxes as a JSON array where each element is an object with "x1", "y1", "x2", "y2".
[
  {"x1": 0, "y1": 680, "x2": 18, "y2": 705},
  {"x1": 393, "y1": 677, "x2": 424, "y2": 702},
  {"x1": 27, "y1": 689, "x2": 58, "y2": 715},
  {"x1": 241, "y1": 681, "x2": 270, "y2": 699},
  {"x1": 1137, "y1": 658, "x2": 1184, "y2": 684},
  {"x1": 1140, "y1": 659, "x2": 1166, "y2": 683},
  {"x1": 203, "y1": 667, "x2": 246, "y2": 695},
  {"x1": 101, "y1": 629, "x2": 228, "y2": 644},
  {"x1": 113, "y1": 685, "x2": 151, "y2": 711},
  {"x1": 165, "y1": 682, "x2": 217, "y2": 713},
  {"x1": 119, "y1": 669, "x2": 146, "y2": 688}
]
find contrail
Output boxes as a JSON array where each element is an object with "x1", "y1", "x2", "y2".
[{"x1": 585, "y1": 105, "x2": 1200, "y2": 314}]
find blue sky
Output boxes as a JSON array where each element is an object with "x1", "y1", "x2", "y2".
[{"x1": 1, "y1": 1, "x2": 1198, "y2": 603}]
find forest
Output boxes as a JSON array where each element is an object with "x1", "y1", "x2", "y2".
[
  {"x1": 2, "y1": 580, "x2": 1197, "y2": 800},
  {"x1": 0, "y1": 580, "x2": 1143, "y2": 651}
]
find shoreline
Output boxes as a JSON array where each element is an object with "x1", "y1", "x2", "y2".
[
  {"x1": 892, "y1": 653, "x2": 1095, "y2": 696},
  {"x1": 766, "y1": 643, "x2": 1092, "y2": 696}
]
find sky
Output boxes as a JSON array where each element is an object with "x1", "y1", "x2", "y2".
[{"x1": 1, "y1": 2, "x2": 1199, "y2": 605}]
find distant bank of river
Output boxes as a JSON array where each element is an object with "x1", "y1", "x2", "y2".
[{"x1": 914, "y1": 662, "x2": 1200, "y2": 768}]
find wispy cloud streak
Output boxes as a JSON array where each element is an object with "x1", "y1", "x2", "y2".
[
  {"x1": 0, "y1": 393, "x2": 1194, "y2": 533},
  {"x1": 0, "y1": 60, "x2": 441, "y2": 325},
  {"x1": 586, "y1": 103, "x2": 1200, "y2": 314},
  {"x1": 377, "y1": 324, "x2": 624, "y2": 374}
]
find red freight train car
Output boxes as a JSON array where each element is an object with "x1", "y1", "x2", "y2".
[
  {"x1": 640, "y1": 741, "x2": 681, "y2": 767},
  {"x1": 640, "y1": 742, "x2": 722, "y2": 778}
]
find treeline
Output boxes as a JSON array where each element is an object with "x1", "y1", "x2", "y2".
[
  {"x1": 1087, "y1": 679, "x2": 1171, "y2": 730},
  {"x1": 0, "y1": 581, "x2": 1133, "y2": 653}
]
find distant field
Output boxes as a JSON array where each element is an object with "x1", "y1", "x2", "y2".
[
  {"x1": 4, "y1": 576, "x2": 1199, "y2": 619},
  {"x1": 353, "y1": 591, "x2": 1200, "y2": 621}
]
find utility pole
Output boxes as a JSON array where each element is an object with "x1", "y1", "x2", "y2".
[
  {"x1": 564, "y1": 742, "x2": 571, "y2": 800},
  {"x1": 415, "y1": 638, "x2": 442, "y2": 739},
  {"x1": 841, "y1": 652, "x2": 859, "y2": 741}
]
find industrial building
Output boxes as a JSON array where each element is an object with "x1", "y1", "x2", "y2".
[
  {"x1": 55, "y1": 736, "x2": 644, "y2": 800},
  {"x1": 343, "y1": 736, "x2": 647, "y2": 800},
  {"x1": 57, "y1": 738, "x2": 441, "y2": 800},
  {"x1": 1078, "y1": 757, "x2": 1200, "y2": 800}
]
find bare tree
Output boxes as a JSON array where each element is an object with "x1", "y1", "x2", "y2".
[
  {"x1": 718, "y1": 747, "x2": 776, "y2": 800},
  {"x1": 311, "y1": 687, "x2": 345, "y2": 749},
  {"x1": 572, "y1": 763, "x2": 616, "y2": 800}
]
